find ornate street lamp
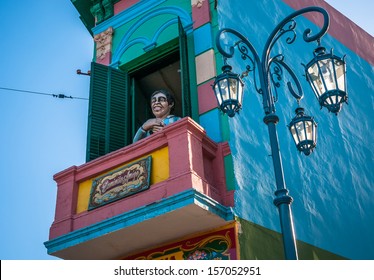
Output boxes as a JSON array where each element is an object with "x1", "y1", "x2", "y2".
[
  {"x1": 288, "y1": 107, "x2": 317, "y2": 155},
  {"x1": 305, "y1": 46, "x2": 347, "y2": 114},
  {"x1": 213, "y1": 6, "x2": 347, "y2": 259},
  {"x1": 213, "y1": 61, "x2": 244, "y2": 117}
]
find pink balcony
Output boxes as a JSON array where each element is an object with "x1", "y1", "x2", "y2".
[{"x1": 45, "y1": 117, "x2": 235, "y2": 259}]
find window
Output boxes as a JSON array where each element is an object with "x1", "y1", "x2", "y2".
[
  {"x1": 130, "y1": 49, "x2": 183, "y2": 136},
  {"x1": 86, "y1": 19, "x2": 195, "y2": 161}
]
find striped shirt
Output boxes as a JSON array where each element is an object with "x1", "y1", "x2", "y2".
[{"x1": 133, "y1": 115, "x2": 181, "y2": 143}]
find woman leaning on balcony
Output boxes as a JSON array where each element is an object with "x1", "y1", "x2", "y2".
[{"x1": 133, "y1": 89, "x2": 181, "y2": 142}]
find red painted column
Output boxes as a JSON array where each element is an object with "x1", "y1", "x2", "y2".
[
  {"x1": 164, "y1": 118, "x2": 206, "y2": 191},
  {"x1": 49, "y1": 166, "x2": 78, "y2": 238}
]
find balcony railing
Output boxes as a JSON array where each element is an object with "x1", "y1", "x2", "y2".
[{"x1": 45, "y1": 117, "x2": 235, "y2": 259}]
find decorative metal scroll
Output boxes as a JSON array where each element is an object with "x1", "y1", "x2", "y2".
[{"x1": 215, "y1": 6, "x2": 330, "y2": 113}]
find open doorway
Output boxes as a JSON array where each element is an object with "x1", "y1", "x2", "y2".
[{"x1": 131, "y1": 50, "x2": 183, "y2": 135}]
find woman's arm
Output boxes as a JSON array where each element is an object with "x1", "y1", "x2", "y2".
[{"x1": 133, "y1": 126, "x2": 148, "y2": 143}]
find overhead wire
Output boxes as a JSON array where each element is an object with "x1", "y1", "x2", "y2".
[{"x1": 0, "y1": 86, "x2": 88, "y2": 100}]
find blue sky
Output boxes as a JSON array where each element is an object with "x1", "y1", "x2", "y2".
[
  {"x1": 0, "y1": 1, "x2": 92, "y2": 259},
  {"x1": 0, "y1": 0, "x2": 372, "y2": 260},
  {"x1": 325, "y1": 0, "x2": 373, "y2": 36}
]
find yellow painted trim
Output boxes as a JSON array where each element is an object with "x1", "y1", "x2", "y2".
[
  {"x1": 76, "y1": 146, "x2": 169, "y2": 213},
  {"x1": 76, "y1": 180, "x2": 92, "y2": 213}
]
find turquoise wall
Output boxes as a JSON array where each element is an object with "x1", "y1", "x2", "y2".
[{"x1": 216, "y1": 0, "x2": 374, "y2": 259}]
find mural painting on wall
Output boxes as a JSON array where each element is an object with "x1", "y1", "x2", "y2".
[
  {"x1": 124, "y1": 225, "x2": 238, "y2": 260},
  {"x1": 88, "y1": 156, "x2": 152, "y2": 210}
]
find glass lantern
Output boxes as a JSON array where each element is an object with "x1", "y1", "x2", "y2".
[
  {"x1": 305, "y1": 46, "x2": 347, "y2": 114},
  {"x1": 288, "y1": 107, "x2": 317, "y2": 155},
  {"x1": 212, "y1": 63, "x2": 244, "y2": 117}
]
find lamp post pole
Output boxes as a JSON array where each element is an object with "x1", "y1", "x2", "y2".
[
  {"x1": 265, "y1": 114, "x2": 298, "y2": 259},
  {"x1": 213, "y1": 7, "x2": 345, "y2": 260}
]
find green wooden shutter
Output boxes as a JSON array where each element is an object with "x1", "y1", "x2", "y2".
[
  {"x1": 108, "y1": 66, "x2": 129, "y2": 152},
  {"x1": 86, "y1": 62, "x2": 129, "y2": 161},
  {"x1": 178, "y1": 17, "x2": 191, "y2": 118},
  {"x1": 87, "y1": 62, "x2": 107, "y2": 161},
  {"x1": 179, "y1": 18, "x2": 199, "y2": 121}
]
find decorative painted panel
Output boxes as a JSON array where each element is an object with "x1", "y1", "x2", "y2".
[
  {"x1": 77, "y1": 146, "x2": 169, "y2": 213},
  {"x1": 124, "y1": 224, "x2": 238, "y2": 260},
  {"x1": 88, "y1": 156, "x2": 151, "y2": 210}
]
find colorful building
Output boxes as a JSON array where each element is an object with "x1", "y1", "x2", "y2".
[{"x1": 44, "y1": 0, "x2": 374, "y2": 259}]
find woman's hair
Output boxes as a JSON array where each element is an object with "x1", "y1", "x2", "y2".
[{"x1": 150, "y1": 89, "x2": 176, "y2": 111}]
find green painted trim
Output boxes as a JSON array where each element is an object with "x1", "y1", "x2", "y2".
[
  {"x1": 224, "y1": 155, "x2": 235, "y2": 191},
  {"x1": 212, "y1": 42, "x2": 230, "y2": 141},
  {"x1": 220, "y1": 113, "x2": 230, "y2": 142},
  {"x1": 186, "y1": 32, "x2": 199, "y2": 122},
  {"x1": 122, "y1": 38, "x2": 179, "y2": 73},
  {"x1": 211, "y1": 4, "x2": 230, "y2": 143},
  {"x1": 237, "y1": 218, "x2": 347, "y2": 260},
  {"x1": 71, "y1": 0, "x2": 95, "y2": 34},
  {"x1": 110, "y1": 3, "x2": 193, "y2": 66},
  {"x1": 209, "y1": 0, "x2": 219, "y2": 41},
  {"x1": 71, "y1": 0, "x2": 121, "y2": 34}
]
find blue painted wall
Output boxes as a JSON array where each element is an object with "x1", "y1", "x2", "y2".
[{"x1": 216, "y1": 0, "x2": 374, "y2": 259}]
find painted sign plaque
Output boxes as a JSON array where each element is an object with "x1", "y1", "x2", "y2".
[
  {"x1": 88, "y1": 156, "x2": 152, "y2": 210},
  {"x1": 123, "y1": 224, "x2": 238, "y2": 260}
]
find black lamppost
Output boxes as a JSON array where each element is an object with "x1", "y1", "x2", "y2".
[{"x1": 212, "y1": 6, "x2": 347, "y2": 259}]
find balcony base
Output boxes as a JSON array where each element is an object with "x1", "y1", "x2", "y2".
[{"x1": 44, "y1": 189, "x2": 234, "y2": 259}]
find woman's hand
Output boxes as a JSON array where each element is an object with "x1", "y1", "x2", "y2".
[{"x1": 142, "y1": 118, "x2": 164, "y2": 133}]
